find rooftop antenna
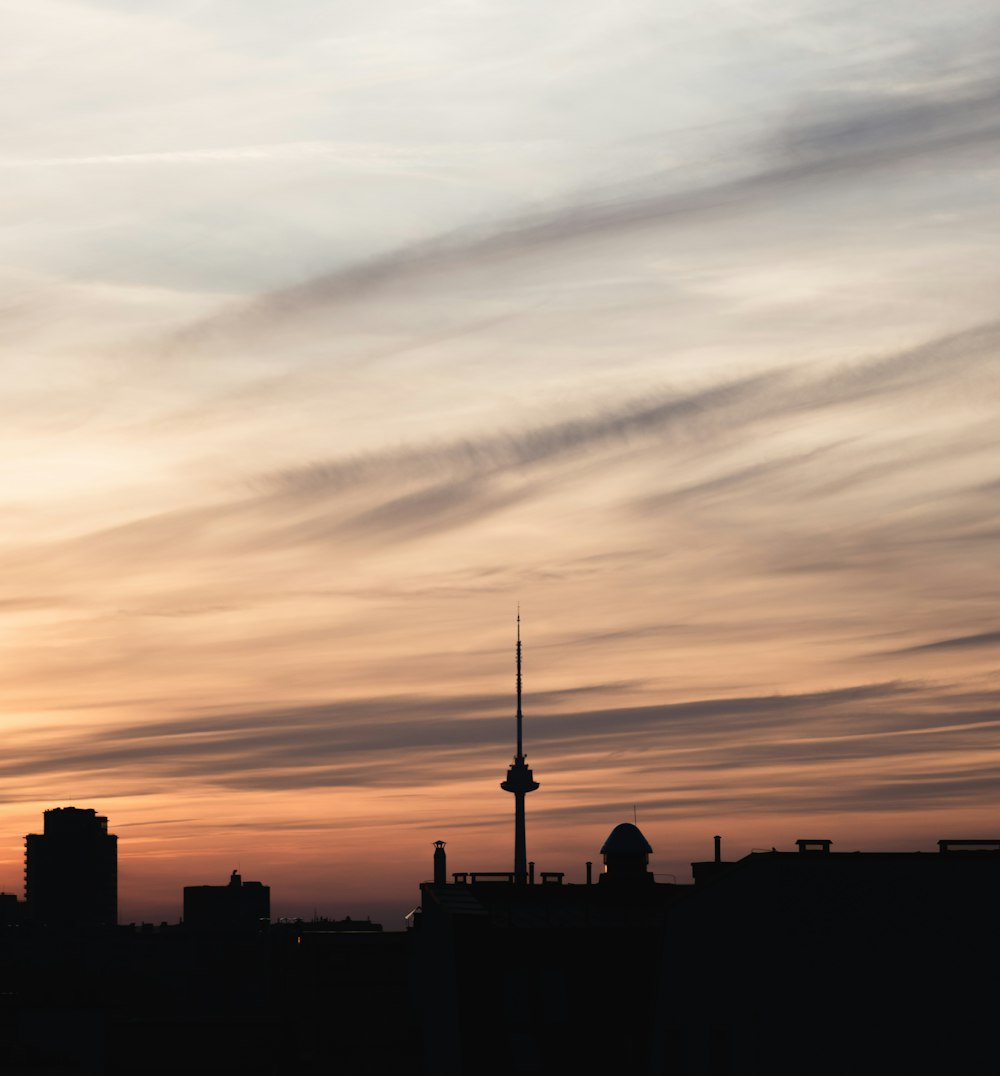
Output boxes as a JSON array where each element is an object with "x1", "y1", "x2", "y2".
[{"x1": 501, "y1": 608, "x2": 539, "y2": 884}]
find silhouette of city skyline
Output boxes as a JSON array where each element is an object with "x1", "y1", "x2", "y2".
[
  {"x1": 6, "y1": 624, "x2": 999, "y2": 930},
  {"x1": 2, "y1": 623, "x2": 998, "y2": 1074}
]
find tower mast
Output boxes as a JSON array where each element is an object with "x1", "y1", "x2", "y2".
[
  {"x1": 516, "y1": 612, "x2": 523, "y2": 757},
  {"x1": 501, "y1": 612, "x2": 539, "y2": 884}
]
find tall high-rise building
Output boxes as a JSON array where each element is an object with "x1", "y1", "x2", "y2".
[{"x1": 25, "y1": 806, "x2": 118, "y2": 927}]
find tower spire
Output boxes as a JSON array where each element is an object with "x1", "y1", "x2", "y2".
[
  {"x1": 501, "y1": 611, "x2": 539, "y2": 884},
  {"x1": 516, "y1": 609, "x2": 523, "y2": 757}
]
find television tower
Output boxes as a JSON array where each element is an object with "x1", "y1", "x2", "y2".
[{"x1": 500, "y1": 613, "x2": 539, "y2": 884}]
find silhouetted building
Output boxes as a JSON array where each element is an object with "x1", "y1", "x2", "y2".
[
  {"x1": 654, "y1": 834, "x2": 1000, "y2": 1075},
  {"x1": 414, "y1": 823, "x2": 1000, "y2": 1075},
  {"x1": 273, "y1": 914, "x2": 383, "y2": 934},
  {"x1": 411, "y1": 821, "x2": 680, "y2": 1075},
  {"x1": 0, "y1": 891, "x2": 25, "y2": 926},
  {"x1": 183, "y1": 869, "x2": 270, "y2": 931},
  {"x1": 24, "y1": 806, "x2": 117, "y2": 927}
]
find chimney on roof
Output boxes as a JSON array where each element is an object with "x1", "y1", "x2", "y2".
[{"x1": 433, "y1": 841, "x2": 447, "y2": 885}]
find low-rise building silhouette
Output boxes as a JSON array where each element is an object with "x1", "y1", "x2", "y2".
[
  {"x1": 413, "y1": 827, "x2": 1000, "y2": 1075},
  {"x1": 183, "y1": 869, "x2": 270, "y2": 931},
  {"x1": 24, "y1": 806, "x2": 117, "y2": 928},
  {"x1": 0, "y1": 891, "x2": 25, "y2": 926}
]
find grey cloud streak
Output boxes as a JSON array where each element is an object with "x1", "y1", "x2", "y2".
[
  {"x1": 5, "y1": 372, "x2": 788, "y2": 572},
  {"x1": 261, "y1": 371, "x2": 782, "y2": 497},
  {"x1": 11, "y1": 315, "x2": 996, "y2": 577},
  {"x1": 162, "y1": 76, "x2": 1000, "y2": 349},
  {"x1": 268, "y1": 317, "x2": 999, "y2": 498},
  {"x1": 520, "y1": 765, "x2": 1000, "y2": 825},
  {"x1": 889, "y1": 630, "x2": 1000, "y2": 654},
  {"x1": 2, "y1": 679, "x2": 992, "y2": 801},
  {"x1": 259, "y1": 321, "x2": 1000, "y2": 545}
]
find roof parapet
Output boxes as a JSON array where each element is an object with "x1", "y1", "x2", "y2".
[{"x1": 938, "y1": 839, "x2": 1000, "y2": 853}]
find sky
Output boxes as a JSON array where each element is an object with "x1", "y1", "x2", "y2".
[{"x1": 2, "y1": 0, "x2": 999, "y2": 926}]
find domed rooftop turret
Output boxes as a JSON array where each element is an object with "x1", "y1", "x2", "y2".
[
  {"x1": 600, "y1": 823, "x2": 653, "y2": 856},
  {"x1": 600, "y1": 822, "x2": 654, "y2": 885}
]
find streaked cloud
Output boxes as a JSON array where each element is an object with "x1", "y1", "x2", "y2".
[
  {"x1": 890, "y1": 631, "x2": 1000, "y2": 655},
  {"x1": 160, "y1": 73, "x2": 1000, "y2": 344}
]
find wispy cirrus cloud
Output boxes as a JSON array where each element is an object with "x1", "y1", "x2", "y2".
[
  {"x1": 3, "y1": 315, "x2": 995, "y2": 579},
  {"x1": 888, "y1": 630, "x2": 1000, "y2": 655},
  {"x1": 264, "y1": 319, "x2": 999, "y2": 502},
  {"x1": 159, "y1": 74, "x2": 1000, "y2": 348},
  {"x1": 5, "y1": 675, "x2": 1000, "y2": 855},
  {"x1": 0, "y1": 678, "x2": 980, "y2": 795}
]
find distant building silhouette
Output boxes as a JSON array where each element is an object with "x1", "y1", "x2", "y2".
[
  {"x1": 24, "y1": 806, "x2": 117, "y2": 927},
  {"x1": 0, "y1": 890, "x2": 25, "y2": 926},
  {"x1": 273, "y1": 914, "x2": 382, "y2": 933},
  {"x1": 183, "y1": 869, "x2": 270, "y2": 931}
]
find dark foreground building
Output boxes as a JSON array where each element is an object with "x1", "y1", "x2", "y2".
[
  {"x1": 410, "y1": 832, "x2": 1000, "y2": 1075},
  {"x1": 24, "y1": 806, "x2": 117, "y2": 928},
  {"x1": 657, "y1": 836, "x2": 1000, "y2": 1075},
  {"x1": 0, "y1": 919, "x2": 411, "y2": 1075},
  {"x1": 411, "y1": 823, "x2": 680, "y2": 1075},
  {"x1": 4, "y1": 824, "x2": 998, "y2": 1075}
]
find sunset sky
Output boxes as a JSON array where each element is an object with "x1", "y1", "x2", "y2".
[{"x1": 2, "y1": 0, "x2": 999, "y2": 925}]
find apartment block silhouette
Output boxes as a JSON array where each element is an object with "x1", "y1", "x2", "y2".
[{"x1": 24, "y1": 806, "x2": 117, "y2": 927}]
